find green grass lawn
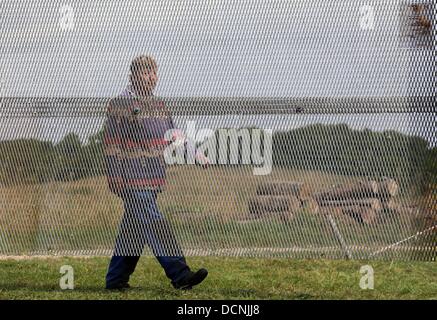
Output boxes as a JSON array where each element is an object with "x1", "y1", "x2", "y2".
[{"x1": 0, "y1": 257, "x2": 435, "y2": 300}]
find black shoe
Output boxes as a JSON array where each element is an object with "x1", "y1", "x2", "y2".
[
  {"x1": 106, "y1": 282, "x2": 130, "y2": 290},
  {"x1": 172, "y1": 268, "x2": 208, "y2": 290}
]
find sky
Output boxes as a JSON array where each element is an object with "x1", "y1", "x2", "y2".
[
  {"x1": 0, "y1": 0, "x2": 434, "y2": 98},
  {"x1": 0, "y1": 0, "x2": 434, "y2": 147}
]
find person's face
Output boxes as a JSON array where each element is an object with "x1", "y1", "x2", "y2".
[{"x1": 133, "y1": 67, "x2": 158, "y2": 94}]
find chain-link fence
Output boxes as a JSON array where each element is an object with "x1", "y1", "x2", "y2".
[{"x1": 0, "y1": 1, "x2": 435, "y2": 260}]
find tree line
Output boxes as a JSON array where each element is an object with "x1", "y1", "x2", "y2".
[
  {"x1": 0, "y1": 123, "x2": 435, "y2": 195},
  {"x1": 0, "y1": 130, "x2": 104, "y2": 186}
]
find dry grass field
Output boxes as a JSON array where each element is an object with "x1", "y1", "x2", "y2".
[{"x1": 0, "y1": 166, "x2": 434, "y2": 259}]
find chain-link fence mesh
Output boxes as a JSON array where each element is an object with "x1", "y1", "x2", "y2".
[{"x1": 0, "y1": 1, "x2": 435, "y2": 260}]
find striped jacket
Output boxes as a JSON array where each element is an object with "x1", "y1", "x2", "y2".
[{"x1": 103, "y1": 87, "x2": 175, "y2": 197}]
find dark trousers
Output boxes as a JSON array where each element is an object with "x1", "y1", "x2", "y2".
[{"x1": 106, "y1": 189, "x2": 190, "y2": 287}]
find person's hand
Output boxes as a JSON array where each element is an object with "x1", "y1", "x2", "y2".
[
  {"x1": 200, "y1": 159, "x2": 210, "y2": 169},
  {"x1": 195, "y1": 151, "x2": 210, "y2": 169},
  {"x1": 170, "y1": 129, "x2": 185, "y2": 147}
]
